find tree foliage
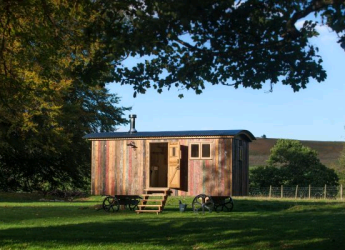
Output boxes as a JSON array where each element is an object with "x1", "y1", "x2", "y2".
[
  {"x1": 250, "y1": 165, "x2": 283, "y2": 187},
  {"x1": 1, "y1": 1, "x2": 345, "y2": 190},
  {"x1": 250, "y1": 139, "x2": 339, "y2": 187},
  {"x1": 116, "y1": 0, "x2": 345, "y2": 97},
  {"x1": 0, "y1": 83, "x2": 130, "y2": 192},
  {"x1": 3, "y1": 1, "x2": 344, "y2": 100},
  {"x1": 0, "y1": 1, "x2": 131, "y2": 191},
  {"x1": 338, "y1": 145, "x2": 345, "y2": 167},
  {"x1": 334, "y1": 144, "x2": 345, "y2": 185},
  {"x1": 0, "y1": 0, "x2": 133, "y2": 134}
]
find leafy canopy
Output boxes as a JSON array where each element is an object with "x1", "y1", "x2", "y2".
[
  {"x1": 250, "y1": 139, "x2": 339, "y2": 187},
  {"x1": 2, "y1": 1, "x2": 345, "y2": 102},
  {"x1": 1, "y1": 1, "x2": 345, "y2": 190},
  {"x1": 0, "y1": 0, "x2": 131, "y2": 191},
  {"x1": 116, "y1": 0, "x2": 345, "y2": 97},
  {"x1": 334, "y1": 144, "x2": 345, "y2": 185},
  {"x1": 0, "y1": 84, "x2": 130, "y2": 192}
]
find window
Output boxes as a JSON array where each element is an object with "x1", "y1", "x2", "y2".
[
  {"x1": 202, "y1": 144, "x2": 211, "y2": 158},
  {"x1": 190, "y1": 143, "x2": 212, "y2": 159},
  {"x1": 191, "y1": 144, "x2": 200, "y2": 158},
  {"x1": 170, "y1": 147, "x2": 176, "y2": 157}
]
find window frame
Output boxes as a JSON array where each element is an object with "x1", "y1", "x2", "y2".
[
  {"x1": 189, "y1": 142, "x2": 213, "y2": 160},
  {"x1": 190, "y1": 143, "x2": 200, "y2": 159}
]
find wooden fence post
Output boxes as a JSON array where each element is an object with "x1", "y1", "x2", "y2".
[
  {"x1": 295, "y1": 185, "x2": 298, "y2": 199},
  {"x1": 269, "y1": 185, "x2": 272, "y2": 199},
  {"x1": 308, "y1": 185, "x2": 311, "y2": 199},
  {"x1": 324, "y1": 184, "x2": 327, "y2": 199},
  {"x1": 281, "y1": 185, "x2": 283, "y2": 199},
  {"x1": 341, "y1": 184, "x2": 343, "y2": 200}
]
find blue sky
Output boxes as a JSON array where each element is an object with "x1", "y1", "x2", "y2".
[{"x1": 107, "y1": 23, "x2": 345, "y2": 142}]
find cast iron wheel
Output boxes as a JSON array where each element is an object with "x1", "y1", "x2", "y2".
[
  {"x1": 192, "y1": 194, "x2": 214, "y2": 213},
  {"x1": 214, "y1": 196, "x2": 234, "y2": 212},
  {"x1": 223, "y1": 196, "x2": 234, "y2": 211},
  {"x1": 102, "y1": 196, "x2": 119, "y2": 212},
  {"x1": 128, "y1": 199, "x2": 140, "y2": 211}
]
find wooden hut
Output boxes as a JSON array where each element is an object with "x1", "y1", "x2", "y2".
[{"x1": 84, "y1": 115, "x2": 255, "y2": 200}]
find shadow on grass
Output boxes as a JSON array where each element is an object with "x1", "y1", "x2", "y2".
[
  {"x1": 165, "y1": 198, "x2": 330, "y2": 212},
  {"x1": 1, "y1": 211, "x2": 345, "y2": 249},
  {"x1": 1, "y1": 199, "x2": 345, "y2": 249},
  {"x1": 0, "y1": 194, "x2": 101, "y2": 203},
  {"x1": 0, "y1": 199, "x2": 337, "y2": 224}
]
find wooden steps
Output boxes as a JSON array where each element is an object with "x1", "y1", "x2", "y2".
[
  {"x1": 137, "y1": 204, "x2": 162, "y2": 207},
  {"x1": 136, "y1": 188, "x2": 170, "y2": 214},
  {"x1": 140, "y1": 194, "x2": 165, "y2": 197},
  {"x1": 135, "y1": 210, "x2": 162, "y2": 213}
]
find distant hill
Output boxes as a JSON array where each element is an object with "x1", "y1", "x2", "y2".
[{"x1": 249, "y1": 138, "x2": 344, "y2": 168}]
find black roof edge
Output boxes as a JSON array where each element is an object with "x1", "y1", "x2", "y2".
[{"x1": 83, "y1": 130, "x2": 256, "y2": 142}]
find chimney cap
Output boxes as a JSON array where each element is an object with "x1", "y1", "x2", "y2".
[{"x1": 129, "y1": 114, "x2": 137, "y2": 118}]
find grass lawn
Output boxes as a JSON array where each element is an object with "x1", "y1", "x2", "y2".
[{"x1": 1, "y1": 193, "x2": 345, "y2": 250}]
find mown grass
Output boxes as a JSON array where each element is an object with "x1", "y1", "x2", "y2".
[{"x1": 1, "y1": 193, "x2": 345, "y2": 249}]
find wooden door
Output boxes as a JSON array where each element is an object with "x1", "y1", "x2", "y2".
[{"x1": 168, "y1": 142, "x2": 181, "y2": 188}]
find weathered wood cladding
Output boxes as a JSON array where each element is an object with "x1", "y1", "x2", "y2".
[
  {"x1": 91, "y1": 140, "x2": 146, "y2": 195},
  {"x1": 173, "y1": 138, "x2": 232, "y2": 197},
  {"x1": 91, "y1": 137, "x2": 249, "y2": 196}
]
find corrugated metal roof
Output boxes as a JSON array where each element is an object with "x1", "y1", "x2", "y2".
[{"x1": 83, "y1": 130, "x2": 256, "y2": 141}]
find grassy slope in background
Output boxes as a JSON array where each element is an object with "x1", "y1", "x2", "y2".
[{"x1": 250, "y1": 138, "x2": 345, "y2": 184}]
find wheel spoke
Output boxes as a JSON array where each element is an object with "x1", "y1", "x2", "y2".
[
  {"x1": 224, "y1": 197, "x2": 234, "y2": 211},
  {"x1": 102, "y1": 196, "x2": 119, "y2": 212},
  {"x1": 192, "y1": 195, "x2": 205, "y2": 212},
  {"x1": 193, "y1": 204, "x2": 202, "y2": 211},
  {"x1": 103, "y1": 197, "x2": 113, "y2": 212},
  {"x1": 193, "y1": 194, "x2": 215, "y2": 213}
]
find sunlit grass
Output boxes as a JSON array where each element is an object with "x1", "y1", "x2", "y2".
[{"x1": 0, "y1": 193, "x2": 345, "y2": 249}]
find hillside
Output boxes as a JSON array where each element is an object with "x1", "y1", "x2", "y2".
[{"x1": 249, "y1": 138, "x2": 344, "y2": 167}]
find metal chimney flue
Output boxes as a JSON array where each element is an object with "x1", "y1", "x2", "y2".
[{"x1": 129, "y1": 114, "x2": 137, "y2": 134}]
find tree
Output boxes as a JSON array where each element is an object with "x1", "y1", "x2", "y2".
[
  {"x1": 116, "y1": 0, "x2": 345, "y2": 97},
  {"x1": 0, "y1": 84, "x2": 130, "y2": 192},
  {"x1": 3, "y1": 1, "x2": 345, "y2": 101},
  {"x1": 250, "y1": 139, "x2": 339, "y2": 187},
  {"x1": 250, "y1": 165, "x2": 283, "y2": 187},
  {"x1": 0, "y1": 0, "x2": 134, "y2": 136},
  {"x1": 334, "y1": 144, "x2": 345, "y2": 185},
  {"x1": 1, "y1": 1, "x2": 345, "y2": 190},
  {"x1": 0, "y1": 0, "x2": 132, "y2": 191},
  {"x1": 338, "y1": 145, "x2": 345, "y2": 166}
]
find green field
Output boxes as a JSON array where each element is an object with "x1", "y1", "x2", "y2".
[{"x1": 1, "y1": 193, "x2": 345, "y2": 250}]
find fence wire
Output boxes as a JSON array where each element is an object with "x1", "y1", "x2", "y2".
[{"x1": 249, "y1": 186, "x2": 343, "y2": 200}]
